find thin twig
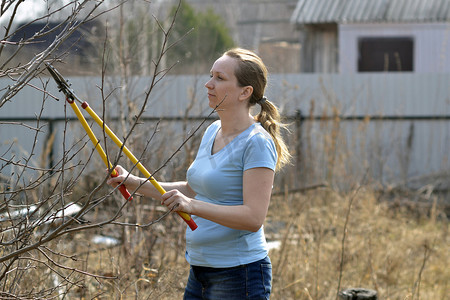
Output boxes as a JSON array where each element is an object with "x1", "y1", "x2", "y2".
[
  {"x1": 336, "y1": 172, "x2": 368, "y2": 299},
  {"x1": 411, "y1": 241, "x2": 434, "y2": 300}
]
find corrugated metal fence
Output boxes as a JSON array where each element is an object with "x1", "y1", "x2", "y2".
[{"x1": 1, "y1": 73, "x2": 449, "y2": 190}]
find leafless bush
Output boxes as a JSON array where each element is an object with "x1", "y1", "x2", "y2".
[{"x1": 0, "y1": 1, "x2": 209, "y2": 298}]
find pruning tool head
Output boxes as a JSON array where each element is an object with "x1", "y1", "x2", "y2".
[{"x1": 45, "y1": 62, "x2": 79, "y2": 104}]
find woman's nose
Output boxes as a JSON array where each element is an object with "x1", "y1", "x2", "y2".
[{"x1": 205, "y1": 78, "x2": 213, "y2": 89}]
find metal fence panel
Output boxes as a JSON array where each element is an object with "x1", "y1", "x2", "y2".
[{"x1": 1, "y1": 73, "x2": 449, "y2": 189}]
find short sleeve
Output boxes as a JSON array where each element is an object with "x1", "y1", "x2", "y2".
[{"x1": 243, "y1": 133, "x2": 277, "y2": 171}]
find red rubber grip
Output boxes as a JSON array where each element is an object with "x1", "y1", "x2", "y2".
[
  {"x1": 118, "y1": 184, "x2": 132, "y2": 201},
  {"x1": 178, "y1": 213, "x2": 198, "y2": 231},
  {"x1": 111, "y1": 171, "x2": 133, "y2": 201}
]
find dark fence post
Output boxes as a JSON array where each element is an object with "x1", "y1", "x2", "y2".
[
  {"x1": 295, "y1": 109, "x2": 303, "y2": 170},
  {"x1": 338, "y1": 288, "x2": 377, "y2": 299},
  {"x1": 43, "y1": 119, "x2": 56, "y2": 174}
]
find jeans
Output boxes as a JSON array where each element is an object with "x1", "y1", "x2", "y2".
[{"x1": 183, "y1": 256, "x2": 272, "y2": 300}]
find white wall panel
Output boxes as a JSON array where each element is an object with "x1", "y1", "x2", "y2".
[{"x1": 1, "y1": 73, "x2": 449, "y2": 187}]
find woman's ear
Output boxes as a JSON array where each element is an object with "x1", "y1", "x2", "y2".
[{"x1": 239, "y1": 85, "x2": 253, "y2": 102}]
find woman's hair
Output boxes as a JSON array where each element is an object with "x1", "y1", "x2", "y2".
[{"x1": 224, "y1": 48, "x2": 291, "y2": 171}]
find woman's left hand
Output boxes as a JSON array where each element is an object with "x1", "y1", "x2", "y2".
[{"x1": 161, "y1": 189, "x2": 193, "y2": 214}]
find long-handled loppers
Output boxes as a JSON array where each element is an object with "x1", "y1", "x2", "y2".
[{"x1": 46, "y1": 63, "x2": 197, "y2": 230}]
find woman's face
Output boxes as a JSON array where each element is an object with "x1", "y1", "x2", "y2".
[{"x1": 205, "y1": 55, "x2": 243, "y2": 109}]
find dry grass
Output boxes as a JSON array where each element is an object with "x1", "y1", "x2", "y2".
[
  {"x1": 267, "y1": 188, "x2": 448, "y2": 300},
  {"x1": 36, "y1": 187, "x2": 448, "y2": 300}
]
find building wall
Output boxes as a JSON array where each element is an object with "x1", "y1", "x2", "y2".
[
  {"x1": 339, "y1": 22, "x2": 450, "y2": 73},
  {"x1": 1, "y1": 73, "x2": 449, "y2": 189},
  {"x1": 299, "y1": 24, "x2": 338, "y2": 72}
]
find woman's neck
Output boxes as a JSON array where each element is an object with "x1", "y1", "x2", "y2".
[{"x1": 218, "y1": 110, "x2": 255, "y2": 138}]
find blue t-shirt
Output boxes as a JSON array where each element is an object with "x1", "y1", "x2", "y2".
[{"x1": 185, "y1": 120, "x2": 277, "y2": 267}]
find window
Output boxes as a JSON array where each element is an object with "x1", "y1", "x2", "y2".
[{"x1": 358, "y1": 37, "x2": 414, "y2": 72}]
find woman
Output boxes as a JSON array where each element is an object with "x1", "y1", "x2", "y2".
[{"x1": 108, "y1": 48, "x2": 291, "y2": 299}]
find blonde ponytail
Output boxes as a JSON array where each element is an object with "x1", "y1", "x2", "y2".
[
  {"x1": 224, "y1": 48, "x2": 291, "y2": 171},
  {"x1": 255, "y1": 98, "x2": 291, "y2": 171}
]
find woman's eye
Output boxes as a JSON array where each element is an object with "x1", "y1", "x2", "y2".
[{"x1": 210, "y1": 74, "x2": 223, "y2": 80}]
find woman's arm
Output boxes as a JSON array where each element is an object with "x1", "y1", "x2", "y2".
[
  {"x1": 162, "y1": 167, "x2": 274, "y2": 232},
  {"x1": 107, "y1": 165, "x2": 196, "y2": 201}
]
